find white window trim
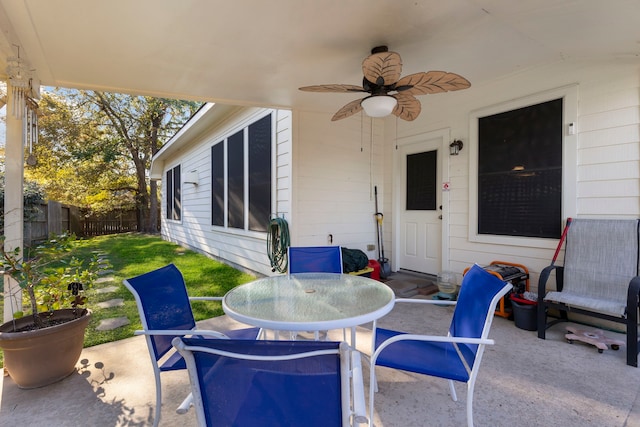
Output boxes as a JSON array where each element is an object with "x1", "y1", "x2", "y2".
[
  {"x1": 468, "y1": 84, "x2": 578, "y2": 249},
  {"x1": 210, "y1": 109, "x2": 276, "y2": 240},
  {"x1": 166, "y1": 163, "x2": 182, "y2": 223}
]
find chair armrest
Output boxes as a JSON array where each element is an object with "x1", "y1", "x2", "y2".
[
  {"x1": 628, "y1": 276, "x2": 640, "y2": 304},
  {"x1": 381, "y1": 333, "x2": 494, "y2": 346},
  {"x1": 538, "y1": 264, "x2": 563, "y2": 303},
  {"x1": 627, "y1": 276, "x2": 640, "y2": 325},
  {"x1": 134, "y1": 329, "x2": 229, "y2": 339},
  {"x1": 394, "y1": 298, "x2": 457, "y2": 306},
  {"x1": 373, "y1": 333, "x2": 495, "y2": 361},
  {"x1": 351, "y1": 350, "x2": 368, "y2": 425}
]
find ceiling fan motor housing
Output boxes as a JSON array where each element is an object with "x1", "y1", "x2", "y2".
[{"x1": 371, "y1": 45, "x2": 389, "y2": 54}]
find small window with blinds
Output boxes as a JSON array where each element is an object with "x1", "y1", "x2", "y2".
[
  {"x1": 211, "y1": 113, "x2": 272, "y2": 232},
  {"x1": 166, "y1": 165, "x2": 181, "y2": 221}
]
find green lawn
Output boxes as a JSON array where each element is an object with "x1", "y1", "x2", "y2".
[{"x1": 0, "y1": 233, "x2": 257, "y2": 367}]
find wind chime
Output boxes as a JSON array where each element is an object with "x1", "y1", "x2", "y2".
[
  {"x1": 6, "y1": 46, "x2": 39, "y2": 165},
  {"x1": 24, "y1": 98, "x2": 38, "y2": 165}
]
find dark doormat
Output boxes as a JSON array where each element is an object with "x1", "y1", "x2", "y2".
[
  {"x1": 385, "y1": 278, "x2": 437, "y2": 297},
  {"x1": 417, "y1": 283, "x2": 438, "y2": 296}
]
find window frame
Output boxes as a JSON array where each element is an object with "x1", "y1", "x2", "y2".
[
  {"x1": 165, "y1": 164, "x2": 181, "y2": 222},
  {"x1": 210, "y1": 111, "x2": 275, "y2": 236},
  {"x1": 468, "y1": 85, "x2": 577, "y2": 249}
]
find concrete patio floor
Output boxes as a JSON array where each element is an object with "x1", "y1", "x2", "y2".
[{"x1": 2, "y1": 299, "x2": 640, "y2": 426}]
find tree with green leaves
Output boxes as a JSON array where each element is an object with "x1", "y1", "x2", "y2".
[
  {"x1": 27, "y1": 89, "x2": 201, "y2": 232},
  {"x1": 0, "y1": 171, "x2": 46, "y2": 235}
]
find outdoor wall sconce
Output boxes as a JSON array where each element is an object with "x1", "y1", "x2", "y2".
[
  {"x1": 183, "y1": 170, "x2": 199, "y2": 185},
  {"x1": 449, "y1": 139, "x2": 463, "y2": 155}
]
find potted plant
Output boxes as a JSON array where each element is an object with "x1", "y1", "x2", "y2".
[{"x1": 0, "y1": 233, "x2": 106, "y2": 388}]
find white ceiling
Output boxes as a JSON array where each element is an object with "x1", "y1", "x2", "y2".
[{"x1": 0, "y1": 0, "x2": 638, "y2": 114}]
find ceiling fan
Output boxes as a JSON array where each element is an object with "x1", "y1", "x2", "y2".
[{"x1": 299, "y1": 46, "x2": 471, "y2": 121}]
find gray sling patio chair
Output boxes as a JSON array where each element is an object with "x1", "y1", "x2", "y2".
[{"x1": 537, "y1": 218, "x2": 640, "y2": 366}]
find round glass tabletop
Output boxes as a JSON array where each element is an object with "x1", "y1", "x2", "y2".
[{"x1": 223, "y1": 273, "x2": 395, "y2": 331}]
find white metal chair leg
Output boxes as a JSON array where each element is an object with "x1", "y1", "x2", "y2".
[
  {"x1": 370, "y1": 320, "x2": 378, "y2": 392},
  {"x1": 368, "y1": 360, "x2": 380, "y2": 427},
  {"x1": 368, "y1": 367, "x2": 375, "y2": 427},
  {"x1": 176, "y1": 392, "x2": 193, "y2": 414},
  {"x1": 466, "y1": 382, "x2": 475, "y2": 427},
  {"x1": 370, "y1": 320, "x2": 377, "y2": 352},
  {"x1": 153, "y1": 370, "x2": 162, "y2": 427},
  {"x1": 351, "y1": 350, "x2": 368, "y2": 425},
  {"x1": 448, "y1": 379, "x2": 458, "y2": 401},
  {"x1": 350, "y1": 326, "x2": 357, "y2": 348}
]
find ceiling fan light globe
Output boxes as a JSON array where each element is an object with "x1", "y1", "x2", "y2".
[{"x1": 361, "y1": 95, "x2": 397, "y2": 118}]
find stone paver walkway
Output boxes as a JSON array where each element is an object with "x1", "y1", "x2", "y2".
[
  {"x1": 92, "y1": 253, "x2": 130, "y2": 331},
  {"x1": 96, "y1": 298, "x2": 124, "y2": 309}
]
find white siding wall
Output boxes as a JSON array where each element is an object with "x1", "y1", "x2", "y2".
[
  {"x1": 291, "y1": 111, "x2": 384, "y2": 259},
  {"x1": 383, "y1": 59, "x2": 640, "y2": 285},
  {"x1": 160, "y1": 108, "x2": 292, "y2": 276},
  {"x1": 157, "y1": 60, "x2": 639, "y2": 283}
]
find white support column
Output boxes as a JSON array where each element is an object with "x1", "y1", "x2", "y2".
[{"x1": 3, "y1": 82, "x2": 24, "y2": 322}]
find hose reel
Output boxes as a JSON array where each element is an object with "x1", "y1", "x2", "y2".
[{"x1": 267, "y1": 216, "x2": 290, "y2": 273}]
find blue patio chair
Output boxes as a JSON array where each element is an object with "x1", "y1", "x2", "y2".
[
  {"x1": 369, "y1": 264, "x2": 512, "y2": 427},
  {"x1": 172, "y1": 337, "x2": 367, "y2": 427},
  {"x1": 287, "y1": 245, "x2": 348, "y2": 341},
  {"x1": 287, "y1": 245, "x2": 343, "y2": 274},
  {"x1": 124, "y1": 263, "x2": 260, "y2": 427}
]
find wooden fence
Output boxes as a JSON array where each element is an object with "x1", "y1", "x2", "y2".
[
  {"x1": 23, "y1": 202, "x2": 139, "y2": 246},
  {"x1": 82, "y1": 210, "x2": 138, "y2": 236},
  {"x1": 24, "y1": 201, "x2": 76, "y2": 246}
]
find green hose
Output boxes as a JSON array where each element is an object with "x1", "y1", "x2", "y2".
[{"x1": 267, "y1": 216, "x2": 290, "y2": 273}]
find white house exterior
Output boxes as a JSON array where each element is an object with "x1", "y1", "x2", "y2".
[
  {"x1": 151, "y1": 57, "x2": 639, "y2": 283},
  {"x1": 2, "y1": 2, "x2": 638, "y2": 321}
]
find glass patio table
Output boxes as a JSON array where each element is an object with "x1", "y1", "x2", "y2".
[{"x1": 222, "y1": 272, "x2": 395, "y2": 345}]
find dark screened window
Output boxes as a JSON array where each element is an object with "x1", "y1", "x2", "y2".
[
  {"x1": 211, "y1": 143, "x2": 224, "y2": 226},
  {"x1": 227, "y1": 130, "x2": 244, "y2": 229},
  {"x1": 166, "y1": 165, "x2": 181, "y2": 220},
  {"x1": 166, "y1": 170, "x2": 172, "y2": 219},
  {"x1": 478, "y1": 98, "x2": 562, "y2": 238},
  {"x1": 406, "y1": 151, "x2": 437, "y2": 211},
  {"x1": 211, "y1": 114, "x2": 272, "y2": 231},
  {"x1": 248, "y1": 115, "x2": 272, "y2": 232}
]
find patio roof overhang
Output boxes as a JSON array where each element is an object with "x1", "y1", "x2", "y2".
[
  {"x1": 0, "y1": 1, "x2": 638, "y2": 114},
  {"x1": 149, "y1": 103, "x2": 243, "y2": 181}
]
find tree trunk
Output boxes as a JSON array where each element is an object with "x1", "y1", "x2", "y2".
[
  {"x1": 133, "y1": 157, "x2": 151, "y2": 232},
  {"x1": 138, "y1": 188, "x2": 150, "y2": 232},
  {"x1": 148, "y1": 114, "x2": 162, "y2": 233},
  {"x1": 149, "y1": 180, "x2": 158, "y2": 233}
]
